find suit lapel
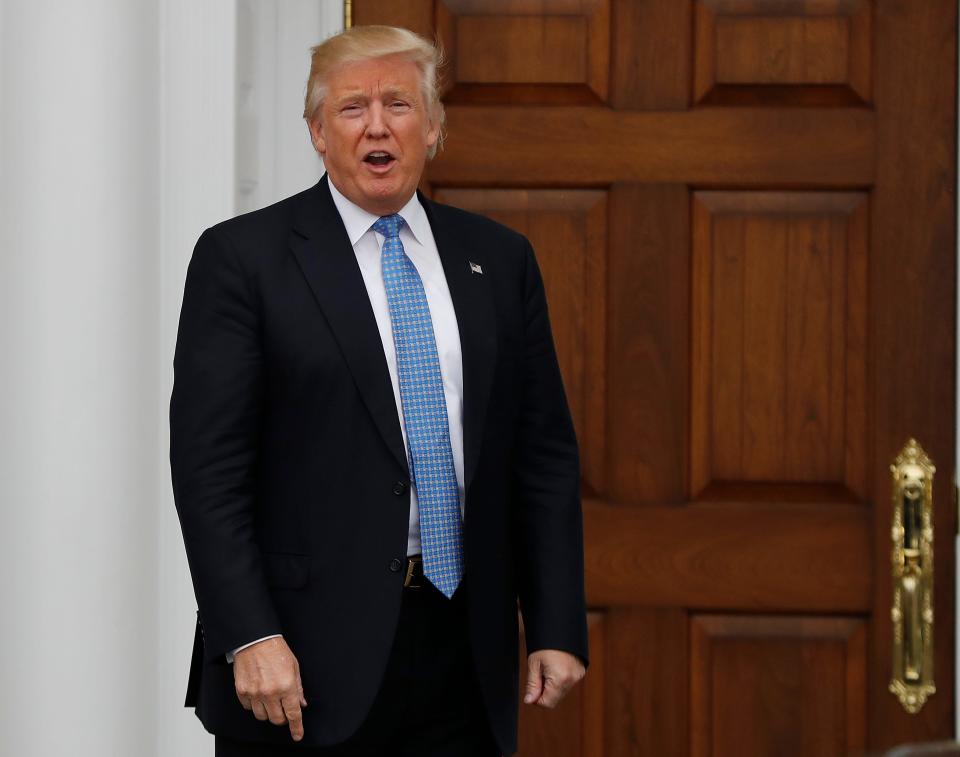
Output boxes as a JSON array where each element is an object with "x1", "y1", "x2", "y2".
[
  {"x1": 288, "y1": 178, "x2": 498, "y2": 497},
  {"x1": 289, "y1": 176, "x2": 408, "y2": 473},
  {"x1": 421, "y1": 194, "x2": 498, "y2": 497}
]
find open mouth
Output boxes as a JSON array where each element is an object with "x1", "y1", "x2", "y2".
[{"x1": 363, "y1": 150, "x2": 395, "y2": 168}]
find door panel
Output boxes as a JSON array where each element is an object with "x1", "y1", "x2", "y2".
[
  {"x1": 437, "y1": 0, "x2": 610, "y2": 104},
  {"x1": 691, "y1": 191, "x2": 869, "y2": 492},
  {"x1": 693, "y1": 0, "x2": 872, "y2": 106},
  {"x1": 351, "y1": 0, "x2": 957, "y2": 752},
  {"x1": 690, "y1": 615, "x2": 867, "y2": 756}
]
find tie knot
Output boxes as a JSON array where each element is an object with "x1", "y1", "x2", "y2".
[{"x1": 373, "y1": 214, "x2": 405, "y2": 239}]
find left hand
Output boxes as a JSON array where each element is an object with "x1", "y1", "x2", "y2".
[{"x1": 523, "y1": 649, "x2": 586, "y2": 708}]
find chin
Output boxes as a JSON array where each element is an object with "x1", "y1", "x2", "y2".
[{"x1": 362, "y1": 183, "x2": 406, "y2": 208}]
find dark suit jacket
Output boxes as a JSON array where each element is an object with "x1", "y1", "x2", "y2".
[{"x1": 169, "y1": 175, "x2": 588, "y2": 754}]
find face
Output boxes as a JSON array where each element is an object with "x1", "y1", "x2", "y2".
[{"x1": 309, "y1": 55, "x2": 439, "y2": 216}]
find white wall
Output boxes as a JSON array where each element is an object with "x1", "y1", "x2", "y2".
[
  {"x1": 236, "y1": 0, "x2": 339, "y2": 213},
  {"x1": 0, "y1": 2, "x2": 341, "y2": 755}
]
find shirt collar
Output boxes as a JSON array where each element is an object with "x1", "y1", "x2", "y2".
[{"x1": 326, "y1": 175, "x2": 430, "y2": 248}]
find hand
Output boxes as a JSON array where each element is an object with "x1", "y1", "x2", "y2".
[
  {"x1": 233, "y1": 636, "x2": 307, "y2": 741},
  {"x1": 523, "y1": 649, "x2": 585, "y2": 708}
]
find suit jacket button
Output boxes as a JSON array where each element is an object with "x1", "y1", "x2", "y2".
[
  {"x1": 389, "y1": 558, "x2": 403, "y2": 572},
  {"x1": 392, "y1": 480, "x2": 407, "y2": 496}
]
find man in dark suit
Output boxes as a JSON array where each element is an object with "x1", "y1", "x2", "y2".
[{"x1": 170, "y1": 25, "x2": 588, "y2": 756}]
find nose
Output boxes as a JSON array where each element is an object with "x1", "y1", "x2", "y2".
[{"x1": 365, "y1": 102, "x2": 389, "y2": 139}]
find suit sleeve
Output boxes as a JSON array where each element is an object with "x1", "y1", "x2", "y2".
[
  {"x1": 513, "y1": 238, "x2": 590, "y2": 668},
  {"x1": 170, "y1": 227, "x2": 281, "y2": 663}
]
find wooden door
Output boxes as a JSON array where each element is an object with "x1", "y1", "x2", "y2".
[{"x1": 353, "y1": 1, "x2": 957, "y2": 754}]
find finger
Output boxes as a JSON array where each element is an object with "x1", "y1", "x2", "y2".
[
  {"x1": 235, "y1": 676, "x2": 254, "y2": 710},
  {"x1": 264, "y1": 697, "x2": 288, "y2": 726},
  {"x1": 524, "y1": 655, "x2": 543, "y2": 704},
  {"x1": 251, "y1": 699, "x2": 269, "y2": 722},
  {"x1": 536, "y1": 672, "x2": 566, "y2": 708},
  {"x1": 282, "y1": 695, "x2": 305, "y2": 742}
]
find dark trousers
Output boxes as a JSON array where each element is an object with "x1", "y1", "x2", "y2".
[{"x1": 215, "y1": 576, "x2": 501, "y2": 757}]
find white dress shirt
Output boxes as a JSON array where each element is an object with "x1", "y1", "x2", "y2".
[{"x1": 228, "y1": 178, "x2": 466, "y2": 662}]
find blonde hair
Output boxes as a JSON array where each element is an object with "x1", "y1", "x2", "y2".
[{"x1": 303, "y1": 25, "x2": 446, "y2": 158}]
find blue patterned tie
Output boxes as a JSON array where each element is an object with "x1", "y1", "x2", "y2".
[{"x1": 374, "y1": 214, "x2": 463, "y2": 598}]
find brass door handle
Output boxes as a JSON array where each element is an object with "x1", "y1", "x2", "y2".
[{"x1": 889, "y1": 438, "x2": 936, "y2": 713}]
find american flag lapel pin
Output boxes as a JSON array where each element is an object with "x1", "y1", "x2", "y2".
[{"x1": 469, "y1": 261, "x2": 483, "y2": 275}]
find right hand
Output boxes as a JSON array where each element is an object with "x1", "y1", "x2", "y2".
[{"x1": 233, "y1": 636, "x2": 307, "y2": 742}]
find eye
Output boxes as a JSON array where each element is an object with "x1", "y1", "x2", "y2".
[{"x1": 389, "y1": 100, "x2": 411, "y2": 110}]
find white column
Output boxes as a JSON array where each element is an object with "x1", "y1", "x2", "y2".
[
  {"x1": 0, "y1": 2, "x2": 344, "y2": 754},
  {"x1": 157, "y1": 2, "x2": 342, "y2": 755},
  {"x1": 0, "y1": 2, "x2": 160, "y2": 755},
  {"x1": 157, "y1": 2, "x2": 237, "y2": 756}
]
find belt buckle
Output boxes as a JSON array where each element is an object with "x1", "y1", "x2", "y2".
[{"x1": 403, "y1": 555, "x2": 422, "y2": 588}]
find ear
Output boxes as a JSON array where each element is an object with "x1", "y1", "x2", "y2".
[
  {"x1": 425, "y1": 105, "x2": 441, "y2": 150},
  {"x1": 307, "y1": 117, "x2": 326, "y2": 156}
]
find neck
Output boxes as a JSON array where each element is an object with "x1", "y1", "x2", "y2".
[{"x1": 327, "y1": 176, "x2": 416, "y2": 217}]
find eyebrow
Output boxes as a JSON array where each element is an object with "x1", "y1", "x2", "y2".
[{"x1": 332, "y1": 88, "x2": 418, "y2": 107}]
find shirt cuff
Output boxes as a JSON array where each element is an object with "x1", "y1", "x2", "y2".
[{"x1": 225, "y1": 634, "x2": 282, "y2": 664}]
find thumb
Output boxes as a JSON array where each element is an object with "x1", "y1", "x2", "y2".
[{"x1": 524, "y1": 654, "x2": 543, "y2": 704}]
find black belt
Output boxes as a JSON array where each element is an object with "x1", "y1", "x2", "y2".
[{"x1": 403, "y1": 554, "x2": 424, "y2": 588}]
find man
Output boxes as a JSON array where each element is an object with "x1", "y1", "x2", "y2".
[{"x1": 170, "y1": 25, "x2": 588, "y2": 756}]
